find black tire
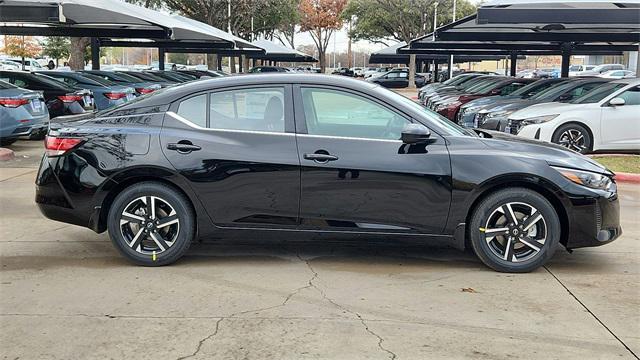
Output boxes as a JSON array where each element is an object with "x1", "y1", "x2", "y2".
[
  {"x1": 28, "y1": 131, "x2": 46, "y2": 140},
  {"x1": 468, "y1": 188, "x2": 561, "y2": 273},
  {"x1": 0, "y1": 137, "x2": 17, "y2": 146},
  {"x1": 107, "y1": 181, "x2": 195, "y2": 266},
  {"x1": 551, "y1": 123, "x2": 592, "y2": 154}
]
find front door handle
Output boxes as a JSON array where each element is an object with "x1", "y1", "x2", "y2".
[
  {"x1": 303, "y1": 153, "x2": 339, "y2": 163},
  {"x1": 167, "y1": 141, "x2": 201, "y2": 153}
]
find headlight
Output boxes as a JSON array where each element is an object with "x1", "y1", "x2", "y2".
[
  {"x1": 521, "y1": 114, "x2": 559, "y2": 125},
  {"x1": 552, "y1": 166, "x2": 614, "y2": 191},
  {"x1": 486, "y1": 110, "x2": 514, "y2": 119}
]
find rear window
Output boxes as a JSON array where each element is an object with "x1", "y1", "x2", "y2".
[{"x1": 0, "y1": 80, "x2": 16, "y2": 89}]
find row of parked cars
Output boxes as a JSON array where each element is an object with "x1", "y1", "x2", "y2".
[
  {"x1": 419, "y1": 72, "x2": 639, "y2": 153},
  {"x1": 0, "y1": 68, "x2": 225, "y2": 145}
]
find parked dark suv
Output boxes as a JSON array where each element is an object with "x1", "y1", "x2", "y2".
[{"x1": 36, "y1": 74, "x2": 620, "y2": 272}]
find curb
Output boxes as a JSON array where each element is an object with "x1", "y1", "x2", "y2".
[
  {"x1": 615, "y1": 172, "x2": 640, "y2": 183},
  {"x1": 0, "y1": 148, "x2": 15, "y2": 161}
]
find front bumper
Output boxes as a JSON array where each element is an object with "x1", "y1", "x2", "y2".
[{"x1": 564, "y1": 187, "x2": 622, "y2": 249}]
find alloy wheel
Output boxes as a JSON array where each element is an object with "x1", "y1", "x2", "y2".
[
  {"x1": 558, "y1": 129, "x2": 586, "y2": 153},
  {"x1": 120, "y1": 196, "x2": 180, "y2": 255},
  {"x1": 481, "y1": 202, "x2": 547, "y2": 263}
]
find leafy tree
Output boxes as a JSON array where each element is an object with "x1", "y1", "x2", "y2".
[
  {"x1": 40, "y1": 37, "x2": 71, "y2": 66},
  {"x1": 3, "y1": 36, "x2": 41, "y2": 70},
  {"x1": 343, "y1": 0, "x2": 476, "y2": 87},
  {"x1": 299, "y1": 0, "x2": 348, "y2": 72}
]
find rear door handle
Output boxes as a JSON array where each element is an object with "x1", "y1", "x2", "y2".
[
  {"x1": 303, "y1": 153, "x2": 339, "y2": 163},
  {"x1": 167, "y1": 142, "x2": 201, "y2": 153}
]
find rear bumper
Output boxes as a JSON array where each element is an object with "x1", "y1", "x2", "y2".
[
  {"x1": 565, "y1": 188, "x2": 622, "y2": 249},
  {"x1": 35, "y1": 154, "x2": 105, "y2": 232}
]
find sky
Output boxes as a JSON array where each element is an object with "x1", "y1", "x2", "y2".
[{"x1": 293, "y1": 0, "x2": 483, "y2": 53}]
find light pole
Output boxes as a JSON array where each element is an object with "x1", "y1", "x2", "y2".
[
  {"x1": 448, "y1": 0, "x2": 456, "y2": 79},
  {"x1": 432, "y1": 2, "x2": 438, "y2": 82}
]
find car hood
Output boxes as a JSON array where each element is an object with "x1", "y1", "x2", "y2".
[
  {"x1": 509, "y1": 101, "x2": 583, "y2": 120},
  {"x1": 476, "y1": 129, "x2": 610, "y2": 175}
]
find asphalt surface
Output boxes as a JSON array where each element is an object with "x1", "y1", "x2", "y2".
[{"x1": 1, "y1": 140, "x2": 639, "y2": 360}]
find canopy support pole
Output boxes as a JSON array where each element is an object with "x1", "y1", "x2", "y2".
[
  {"x1": 510, "y1": 51, "x2": 518, "y2": 76},
  {"x1": 217, "y1": 55, "x2": 222, "y2": 71},
  {"x1": 158, "y1": 48, "x2": 165, "y2": 70},
  {"x1": 560, "y1": 43, "x2": 573, "y2": 78},
  {"x1": 91, "y1": 37, "x2": 100, "y2": 70},
  {"x1": 434, "y1": 63, "x2": 439, "y2": 82}
]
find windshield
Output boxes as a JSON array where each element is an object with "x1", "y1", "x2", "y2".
[
  {"x1": 375, "y1": 85, "x2": 472, "y2": 137},
  {"x1": 468, "y1": 79, "x2": 504, "y2": 94},
  {"x1": 571, "y1": 83, "x2": 626, "y2": 104},
  {"x1": 530, "y1": 81, "x2": 576, "y2": 100},
  {"x1": 510, "y1": 79, "x2": 561, "y2": 98},
  {"x1": 80, "y1": 73, "x2": 117, "y2": 86}
]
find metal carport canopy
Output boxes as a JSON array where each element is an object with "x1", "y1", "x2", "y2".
[
  {"x1": 0, "y1": 0, "x2": 262, "y2": 69},
  {"x1": 248, "y1": 39, "x2": 317, "y2": 62},
  {"x1": 372, "y1": 41, "x2": 528, "y2": 64},
  {"x1": 405, "y1": 0, "x2": 640, "y2": 77}
]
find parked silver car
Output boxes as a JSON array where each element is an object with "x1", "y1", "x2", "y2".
[{"x1": 0, "y1": 80, "x2": 49, "y2": 145}]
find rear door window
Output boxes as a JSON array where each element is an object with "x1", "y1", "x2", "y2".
[
  {"x1": 209, "y1": 87, "x2": 285, "y2": 132},
  {"x1": 177, "y1": 94, "x2": 207, "y2": 127}
]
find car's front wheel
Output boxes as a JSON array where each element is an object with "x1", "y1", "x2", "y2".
[
  {"x1": 552, "y1": 123, "x2": 592, "y2": 154},
  {"x1": 468, "y1": 188, "x2": 561, "y2": 273},
  {"x1": 107, "y1": 182, "x2": 195, "y2": 266}
]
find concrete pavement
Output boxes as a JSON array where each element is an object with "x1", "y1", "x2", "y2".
[{"x1": 1, "y1": 140, "x2": 639, "y2": 359}]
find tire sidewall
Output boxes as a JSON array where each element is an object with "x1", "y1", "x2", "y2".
[
  {"x1": 107, "y1": 182, "x2": 194, "y2": 266},
  {"x1": 552, "y1": 123, "x2": 592, "y2": 154},
  {"x1": 469, "y1": 188, "x2": 561, "y2": 273}
]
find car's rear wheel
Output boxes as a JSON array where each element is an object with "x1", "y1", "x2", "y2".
[
  {"x1": 107, "y1": 182, "x2": 194, "y2": 266},
  {"x1": 552, "y1": 123, "x2": 592, "y2": 154},
  {"x1": 468, "y1": 188, "x2": 560, "y2": 272}
]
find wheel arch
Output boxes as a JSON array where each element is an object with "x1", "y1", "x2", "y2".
[
  {"x1": 92, "y1": 166, "x2": 205, "y2": 236},
  {"x1": 463, "y1": 175, "x2": 570, "y2": 250}
]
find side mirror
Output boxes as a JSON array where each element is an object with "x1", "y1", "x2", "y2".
[
  {"x1": 490, "y1": 88, "x2": 502, "y2": 95},
  {"x1": 401, "y1": 123, "x2": 431, "y2": 144},
  {"x1": 609, "y1": 97, "x2": 625, "y2": 107}
]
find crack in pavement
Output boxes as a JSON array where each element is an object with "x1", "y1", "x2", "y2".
[
  {"x1": 175, "y1": 318, "x2": 223, "y2": 360},
  {"x1": 172, "y1": 253, "x2": 322, "y2": 360},
  {"x1": 297, "y1": 252, "x2": 397, "y2": 360},
  {"x1": 544, "y1": 266, "x2": 639, "y2": 359}
]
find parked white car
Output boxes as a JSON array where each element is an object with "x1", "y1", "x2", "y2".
[
  {"x1": 351, "y1": 67, "x2": 364, "y2": 77},
  {"x1": 577, "y1": 64, "x2": 625, "y2": 77},
  {"x1": 568, "y1": 64, "x2": 596, "y2": 77},
  {"x1": 598, "y1": 70, "x2": 636, "y2": 79},
  {"x1": 0, "y1": 59, "x2": 20, "y2": 70},
  {"x1": 506, "y1": 78, "x2": 639, "y2": 154},
  {"x1": 0, "y1": 57, "x2": 45, "y2": 71}
]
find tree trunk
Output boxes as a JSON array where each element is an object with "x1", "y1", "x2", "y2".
[
  {"x1": 242, "y1": 55, "x2": 250, "y2": 73},
  {"x1": 319, "y1": 50, "x2": 326, "y2": 73},
  {"x1": 408, "y1": 54, "x2": 416, "y2": 89},
  {"x1": 206, "y1": 54, "x2": 218, "y2": 70},
  {"x1": 229, "y1": 56, "x2": 236, "y2": 73},
  {"x1": 69, "y1": 37, "x2": 90, "y2": 70}
]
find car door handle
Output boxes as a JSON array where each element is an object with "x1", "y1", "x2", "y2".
[
  {"x1": 303, "y1": 153, "x2": 339, "y2": 163},
  {"x1": 167, "y1": 142, "x2": 201, "y2": 153}
]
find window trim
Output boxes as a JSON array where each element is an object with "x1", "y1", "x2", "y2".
[
  {"x1": 293, "y1": 84, "x2": 413, "y2": 141},
  {"x1": 170, "y1": 84, "x2": 294, "y2": 133}
]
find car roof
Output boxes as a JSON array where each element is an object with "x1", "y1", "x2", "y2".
[
  {"x1": 611, "y1": 78, "x2": 640, "y2": 85},
  {"x1": 113, "y1": 74, "x2": 381, "y2": 108}
]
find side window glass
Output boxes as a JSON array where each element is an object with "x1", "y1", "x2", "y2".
[
  {"x1": 301, "y1": 87, "x2": 410, "y2": 140},
  {"x1": 387, "y1": 72, "x2": 399, "y2": 78},
  {"x1": 177, "y1": 94, "x2": 207, "y2": 127},
  {"x1": 209, "y1": 87, "x2": 285, "y2": 132},
  {"x1": 617, "y1": 86, "x2": 640, "y2": 106},
  {"x1": 399, "y1": 72, "x2": 408, "y2": 78}
]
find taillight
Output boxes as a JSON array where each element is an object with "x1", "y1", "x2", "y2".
[
  {"x1": 104, "y1": 92, "x2": 127, "y2": 100},
  {"x1": 44, "y1": 136, "x2": 83, "y2": 157},
  {"x1": 135, "y1": 87, "x2": 155, "y2": 94},
  {"x1": 0, "y1": 98, "x2": 29, "y2": 108},
  {"x1": 58, "y1": 95, "x2": 83, "y2": 103}
]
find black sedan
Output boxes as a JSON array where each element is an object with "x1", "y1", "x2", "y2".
[
  {"x1": 0, "y1": 71, "x2": 94, "y2": 118},
  {"x1": 35, "y1": 74, "x2": 621, "y2": 272}
]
